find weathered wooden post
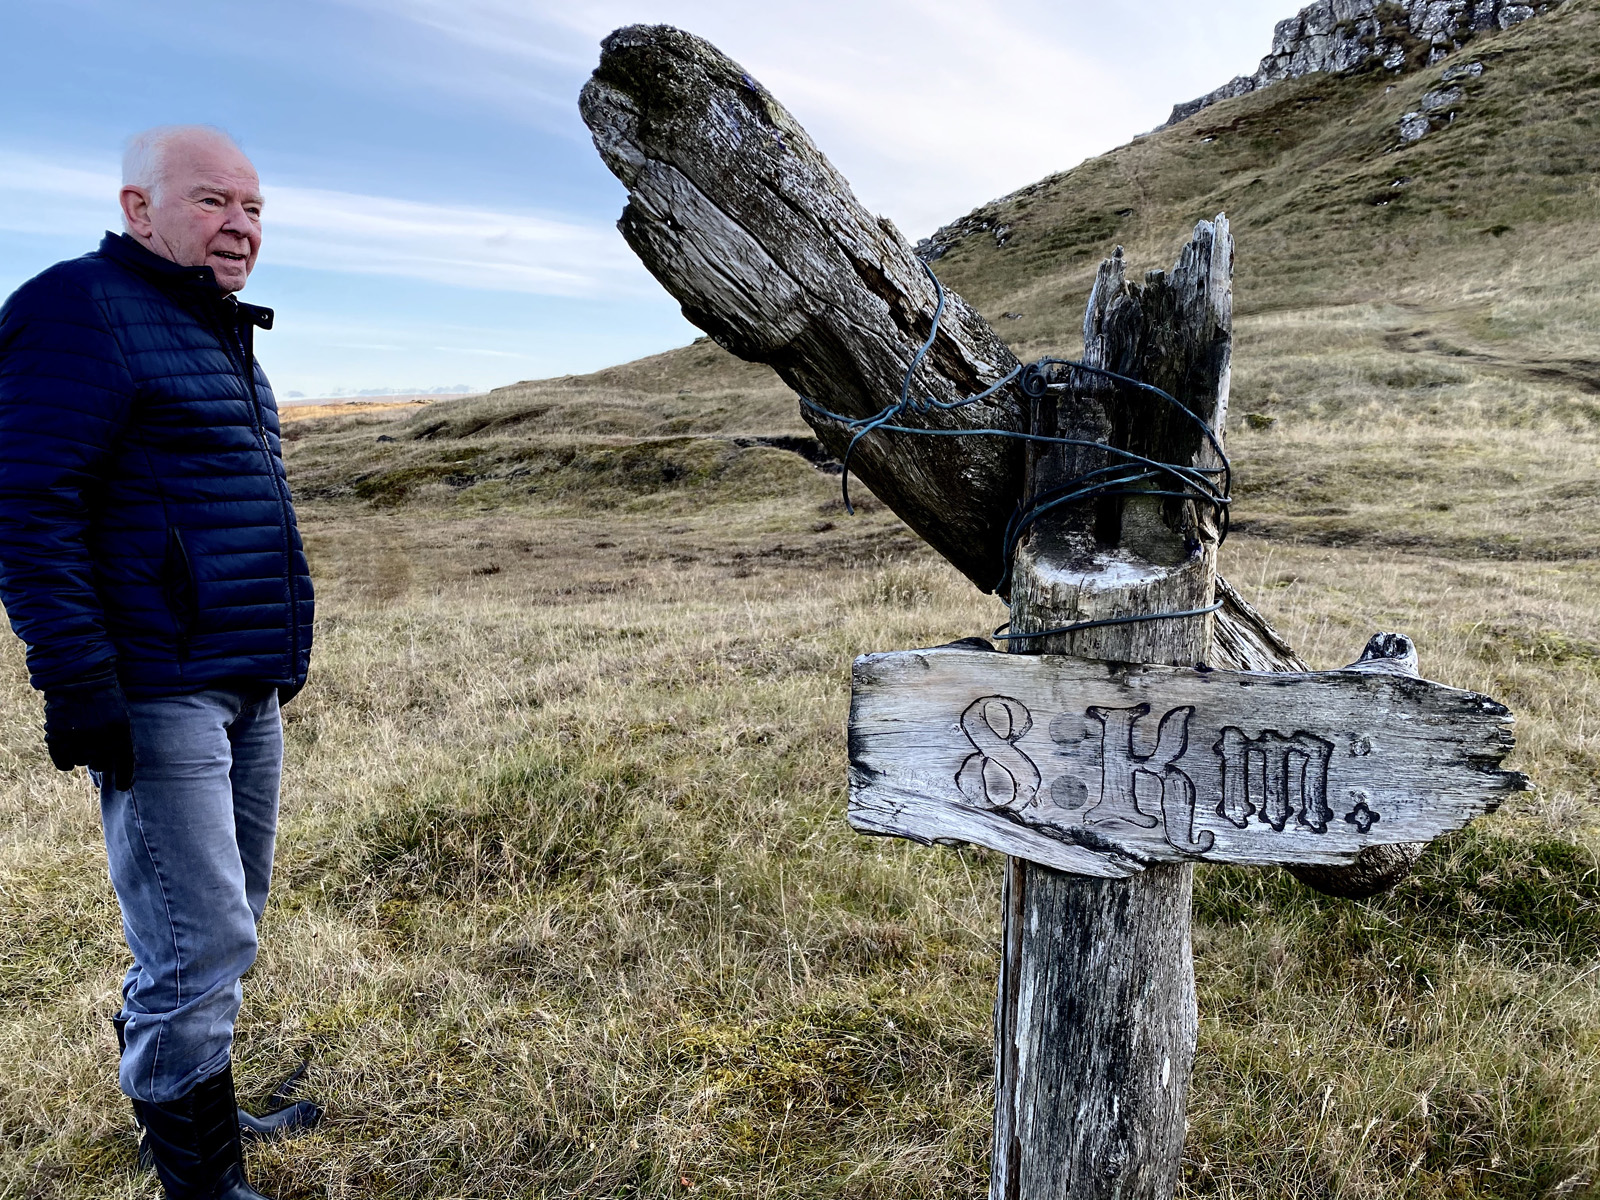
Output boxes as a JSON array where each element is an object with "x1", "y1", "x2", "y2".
[
  {"x1": 986, "y1": 225, "x2": 1233, "y2": 1199},
  {"x1": 580, "y1": 26, "x2": 1526, "y2": 1198}
]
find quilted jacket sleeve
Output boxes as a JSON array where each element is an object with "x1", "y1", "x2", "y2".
[{"x1": 0, "y1": 271, "x2": 135, "y2": 689}]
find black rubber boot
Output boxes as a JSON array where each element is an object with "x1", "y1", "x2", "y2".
[
  {"x1": 131, "y1": 1066, "x2": 272, "y2": 1199},
  {"x1": 237, "y1": 1097, "x2": 323, "y2": 1142},
  {"x1": 115, "y1": 1017, "x2": 323, "y2": 1171},
  {"x1": 233, "y1": 1055, "x2": 324, "y2": 1144}
]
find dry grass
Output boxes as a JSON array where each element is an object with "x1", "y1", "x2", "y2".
[
  {"x1": 280, "y1": 401, "x2": 439, "y2": 426},
  {"x1": 1, "y1": 441, "x2": 1598, "y2": 1198}
]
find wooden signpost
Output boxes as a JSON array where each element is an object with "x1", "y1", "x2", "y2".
[
  {"x1": 850, "y1": 647, "x2": 1520, "y2": 879},
  {"x1": 580, "y1": 26, "x2": 1528, "y2": 1200}
]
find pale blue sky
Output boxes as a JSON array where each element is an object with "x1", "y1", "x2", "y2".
[{"x1": 0, "y1": 0, "x2": 1289, "y2": 397}]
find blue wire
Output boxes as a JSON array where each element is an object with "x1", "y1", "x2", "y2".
[
  {"x1": 799, "y1": 259, "x2": 1232, "y2": 640},
  {"x1": 901, "y1": 261, "x2": 948, "y2": 411},
  {"x1": 992, "y1": 602, "x2": 1226, "y2": 645}
]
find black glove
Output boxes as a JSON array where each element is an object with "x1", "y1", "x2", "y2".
[{"x1": 43, "y1": 678, "x2": 135, "y2": 790}]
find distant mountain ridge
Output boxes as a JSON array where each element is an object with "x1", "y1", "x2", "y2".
[{"x1": 1164, "y1": 0, "x2": 1562, "y2": 126}]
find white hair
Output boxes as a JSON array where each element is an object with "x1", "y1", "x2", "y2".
[{"x1": 121, "y1": 125, "x2": 246, "y2": 210}]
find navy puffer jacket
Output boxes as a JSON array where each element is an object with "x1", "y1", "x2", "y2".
[{"x1": 0, "y1": 233, "x2": 312, "y2": 698}]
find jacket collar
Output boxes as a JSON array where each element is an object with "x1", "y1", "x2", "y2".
[{"x1": 98, "y1": 232, "x2": 274, "y2": 330}]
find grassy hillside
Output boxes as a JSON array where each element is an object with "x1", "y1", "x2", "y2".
[
  {"x1": 287, "y1": 0, "x2": 1600, "y2": 559},
  {"x1": 921, "y1": 0, "x2": 1600, "y2": 562},
  {"x1": 3, "y1": 4, "x2": 1600, "y2": 1199}
]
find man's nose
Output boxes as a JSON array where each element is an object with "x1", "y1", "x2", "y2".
[{"x1": 220, "y1": 201, "x2": 257, "y2": 235}]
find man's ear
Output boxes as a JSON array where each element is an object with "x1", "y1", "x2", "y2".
[{"x1": 120, "y1": 186, "x2": 154, "y2": 240}]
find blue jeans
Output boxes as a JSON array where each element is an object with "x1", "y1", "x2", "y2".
[{"x1": 97, "y1": 685, "x2": 282, "y2": 1104}]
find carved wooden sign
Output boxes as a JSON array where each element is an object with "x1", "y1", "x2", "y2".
[{"x1": 849, "y1": 647, "x2": 1525, "y2": 879}]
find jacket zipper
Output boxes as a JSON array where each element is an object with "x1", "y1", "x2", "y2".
[{"x1": 219, "y1": 305, "x2": 301, "y2": 682}]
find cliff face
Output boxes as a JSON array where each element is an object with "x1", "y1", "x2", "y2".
[{"x1": 1165, "y1": 0, "x2": 1561, "y2": 125}]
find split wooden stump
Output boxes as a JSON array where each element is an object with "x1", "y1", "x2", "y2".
[{"x1": 581, "y1": 26, "x2": 1527, "y2": 1200}]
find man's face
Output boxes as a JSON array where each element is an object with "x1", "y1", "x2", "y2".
[{"x1": 120, "y1": 137, "x2": 263, "y2": 293}]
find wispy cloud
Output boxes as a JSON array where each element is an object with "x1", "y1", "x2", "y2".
[
  {"x1": 0, "y1": 0, "x2": 1291, "y2": 394},
  {"x1": 0, "y1": 148, "x2": 649, "y2": 297},
  {"x1": 0, "y1": 151, "x2": 116, "y2": 236},
  {"x1": 337, "y1": 0, "x2": 1288, "y2": 235},
  {"x1": 266, "y1": 187, "x2": 645, "y2": 295}
]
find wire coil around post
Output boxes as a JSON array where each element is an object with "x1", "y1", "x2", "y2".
[{"x1": 799, "y1": 261, "x2": 1231, "y2": 641}]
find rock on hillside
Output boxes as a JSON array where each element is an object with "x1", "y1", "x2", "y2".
[{"x1": 1165, "y1": 0, "x2": 1561, "y2": 126}]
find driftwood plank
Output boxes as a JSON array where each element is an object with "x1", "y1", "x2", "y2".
[
  {"x1": 580, "y1": 24, "x2": 1026, "y2": 592},
  {"x1": 849, "y1": 646, "x2": 1524, "y2": 874},
  {"x1": 578, "y1": 25, "x2": 1326, "y2": 671}
]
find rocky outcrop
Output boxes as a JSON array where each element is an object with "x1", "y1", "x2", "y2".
[
  {"x1": 915, "y1": 178, "x2": 1054, "y2": 262},
  {"x1": 1397, "y1": 56, "x2": 1484, "y2": 142},
  {"x1": 1165, "y1": 0, "x2": 1561, "y2": 126},
  {"x1": 914, "y1": 1, "x2": 1551, "y2": 263}
]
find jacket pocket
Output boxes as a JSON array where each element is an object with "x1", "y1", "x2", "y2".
[{"x1": 163, "y1": 526, "x2": 198, "y2": 653}]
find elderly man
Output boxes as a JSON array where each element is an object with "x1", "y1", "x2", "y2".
[{"x1": 0, "y1": 126, "x2": 316, "y2": 1199}]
